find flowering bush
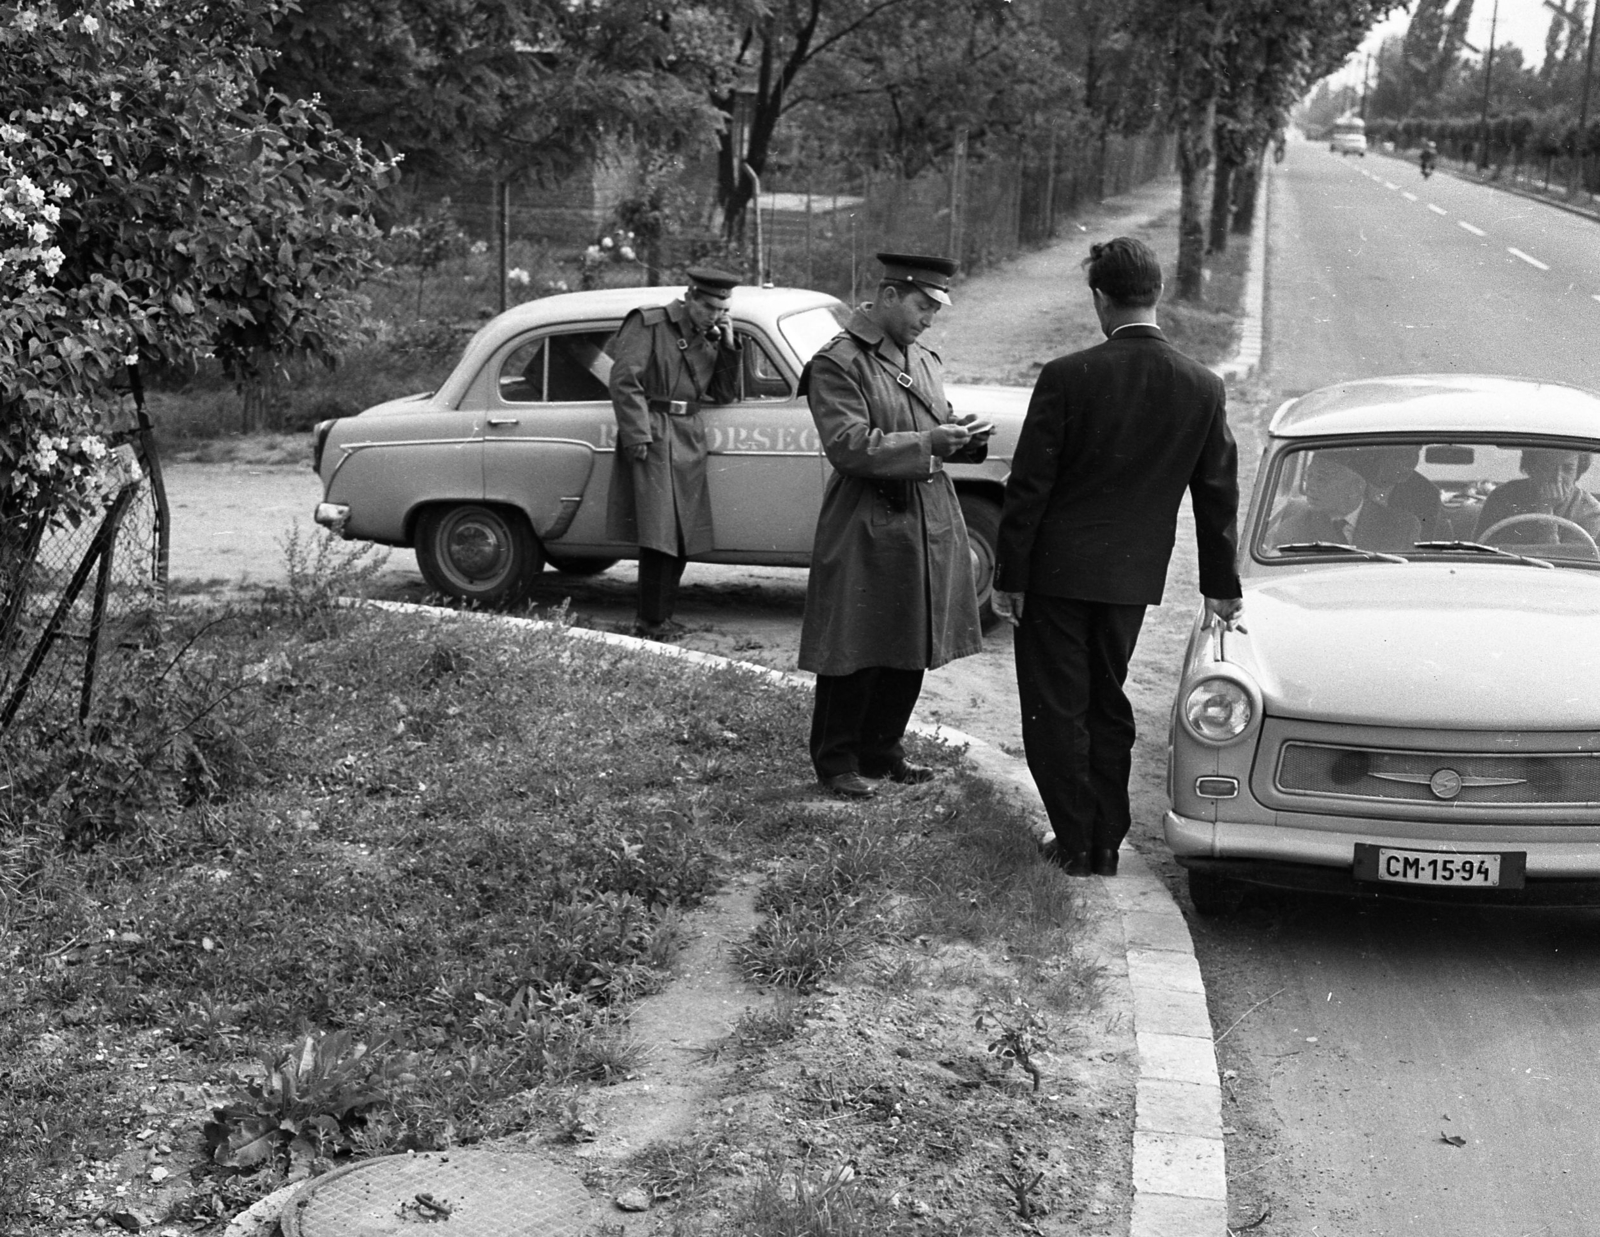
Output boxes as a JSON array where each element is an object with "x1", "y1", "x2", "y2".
[{"x1": 0, "y1": 0, "x2": 393, "y2": 538}]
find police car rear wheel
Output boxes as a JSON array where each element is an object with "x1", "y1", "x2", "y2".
[{"x1": 415, "y1": 503, "x2": 543, "y2": 607}]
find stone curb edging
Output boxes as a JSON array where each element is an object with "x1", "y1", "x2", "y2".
[
  {"x1": 1211, "y1": 161, "x2": 1270, "y2": 383},
  {"x1": 345, "y1": 599, "x2": 1229, "y2": 1236}
]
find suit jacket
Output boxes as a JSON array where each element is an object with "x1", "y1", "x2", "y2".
[
  {"x1": 996, "y1": 325, "x2": 1240, "y2": 605},
  {"x1": 1267, "y1": 497, "x2": 1421, "y2": 553}
]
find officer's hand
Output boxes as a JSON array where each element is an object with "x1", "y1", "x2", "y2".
[
  {"x1": 626, "y1": 443, "x2": 651, "y2": 462},
  {"x1": 954, "y1": 412, "x2": 995, "y2": 440},
  {"x1": 930, "y1": 424, "x2": 972, "y2": 455},
  {"x1": 992, "y1": 590, "x2": 1025, "y2": 626},
  {"x1": 1204, "y1": 596, "x2": 1246, "y2": 632}
]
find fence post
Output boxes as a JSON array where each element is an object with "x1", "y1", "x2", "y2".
[
  {"x1": 496, "y1": 179, "x2": 509, "y2": 314},
  {"x1": 948, "y1": 128, "x2": 968, "y2": 262}
]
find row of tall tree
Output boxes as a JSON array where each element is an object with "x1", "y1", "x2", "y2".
[{"x1": 1359, "y1": 0, "x2": 1599, "y2": 135}]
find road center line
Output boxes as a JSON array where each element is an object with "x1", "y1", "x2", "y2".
[
  {"x1": 1428, "y1": 203, "x2": 1448, "y2": 215},
  {"x1": 1402, "y1": 191, "x2": 1418, "y2": 201},
  {"x1": 1592, "y1": 294, "x2": 1600, "y2": 304},
  {"x1": 1459, "y1": 221, "x2": 1487, "y2": 236},
  {"x1": 1507, "y1": 247, "x2": 1550, "y2": 270},
  {"x1": 1384, "y1": 181, "x2": 1399, "y2": 190}
]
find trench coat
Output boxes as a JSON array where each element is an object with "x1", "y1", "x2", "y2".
[
  {"x1": 797, "y1": 308, "x2": 986, "y2": 676},
  {"x1": 605, "y1": 299, "x2": 740, "y2": 557}
]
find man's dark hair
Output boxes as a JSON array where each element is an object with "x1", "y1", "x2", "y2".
[{"x1": 1082, "y1": 237, "x2": 1162, "y2": 308}]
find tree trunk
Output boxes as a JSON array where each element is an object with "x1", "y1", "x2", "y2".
[
  {"x1": 1174, "y1": 94, "x2": 1215, "y2": 302},
  {"x1": 1232, "y1": 155, "x2": 1261, "y2": 234},
  {"x1": 1207, "y1": 155, "x2": 1234, "y2": 253},
  {"x1": 239, "y1": 363, "x2": 281, "y2": 434}
]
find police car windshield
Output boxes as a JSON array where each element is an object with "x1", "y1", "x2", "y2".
[{"x1": 780, "y1": 304, "x2": 851, "y2": 364}]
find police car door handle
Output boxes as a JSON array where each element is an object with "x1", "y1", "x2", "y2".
[{"x1": 487, "y1": 416, "x2": 520, "y2": 426}]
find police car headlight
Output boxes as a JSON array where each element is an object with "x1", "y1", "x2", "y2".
[{"x1": 1183, "y1": 677, "x2": 1253, "y2": 743}]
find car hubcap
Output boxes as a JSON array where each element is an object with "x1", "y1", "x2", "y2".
[{"x1": 447, "y1": 519, "x2": 507, "y2": 581}]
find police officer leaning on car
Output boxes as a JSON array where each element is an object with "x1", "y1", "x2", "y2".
[{"x1": 605, "y1": 266, "x2": 743, "y2": 640}]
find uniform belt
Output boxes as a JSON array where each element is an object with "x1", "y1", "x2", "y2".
[{"x1": 647, "y1": 398, "x2": 700, "y2": 417}]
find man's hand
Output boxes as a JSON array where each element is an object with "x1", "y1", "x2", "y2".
[
  {"x1": 953, "y1": 411, "x2": 995, "y2": 440},
  {"x1": 992, "y1": 590, "x2": 1025, "y2": 626},
  {"x1": 1204, "y1": 596, "x2": 1246, "y2": 632},
  {"x1": 930, "y1": 423, "x2": 973, "y2": 455},
  {"x1": 626, "y1": 443, "x2": 651, "y2": 462}
]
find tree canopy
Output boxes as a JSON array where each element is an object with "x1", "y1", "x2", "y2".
[{"x1": 263, "y1": 0, "x2": 732, "y2": 182}]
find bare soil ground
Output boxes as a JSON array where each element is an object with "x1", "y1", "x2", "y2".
[{"x1": 143, "y1": 176, "x2": 1268, "y2": 1236}]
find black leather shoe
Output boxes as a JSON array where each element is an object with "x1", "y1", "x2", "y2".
[
  {"x1": 821, "y1": 772, "x2": 878, "y2": 800},
  {"x1": 1039, "y1": 837, "x2": 1093, "y2": 876},
  {"x1": 1091, "y1": 846, "x2": 1120, "y2": 876},
  {"x1": 633, "y1": 619, "x2": 686, "y2": 642},
  {"x1": 870, "y1": 761, "x2": 936, "y2": 785}
]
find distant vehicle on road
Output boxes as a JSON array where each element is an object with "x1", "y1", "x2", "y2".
[
  {"x1": 1329, "y1": 114, "x2": 1368, "y2": 156},
  {"x1": 1167, "y1": 374, "x2": 1600, "y2": 913},
  {"x1": 311, "y1": 285, "x2": 1030, "y2": 620}
]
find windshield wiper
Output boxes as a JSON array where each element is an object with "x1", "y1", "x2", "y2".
[
  {"x1": 1273, "y1": 541, "x2": 1408, "y2": 563},
  {"x1": 1413, "y1": 540, "x2": 1554, "y2": 569}
]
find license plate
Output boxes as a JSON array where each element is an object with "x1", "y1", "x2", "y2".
[{"x1": 1353, "y1": 844, "x2": 1526, "y2": 889}]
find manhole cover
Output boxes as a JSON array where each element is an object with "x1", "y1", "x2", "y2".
[{"x1": 283, "y1": 1150, "x2": 590, "y2": 1237}]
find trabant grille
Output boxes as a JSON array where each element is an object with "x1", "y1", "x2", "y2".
[{"x1": 1276, "y1": 743, "x2": 1600, "y2": 807}]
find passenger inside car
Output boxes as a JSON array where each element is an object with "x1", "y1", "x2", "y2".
[
  {"x1": 1267, "y1": 450, "x2": 1421, "y2": 552},
  {"x1": 1347, "y1": 445, "x2": 1443, "y2": 542}
]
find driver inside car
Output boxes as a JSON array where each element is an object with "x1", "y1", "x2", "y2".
[{"x1": 1474, "y1": 448, "x2": 1600, "y2": 544}]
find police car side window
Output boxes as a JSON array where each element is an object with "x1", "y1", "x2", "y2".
[
  {"x1": 739, "y1": 333, "x2": 792, "y2": 400},
  {"x1": 499, "y1": 338, "x2": 545, "y2": 402},
  {"x1": 497, "y1": 330, "x2": 615, "y2": 404}
]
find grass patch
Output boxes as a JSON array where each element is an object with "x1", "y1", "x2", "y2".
[{"x1": 0, "y1": 550, "x2": 1101, "y2": 1232}]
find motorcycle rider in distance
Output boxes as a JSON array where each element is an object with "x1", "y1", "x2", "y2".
[
  {"x1": 1419, "y1": 138, "x2": 1437, "y2": 178},
  {"x1": 1272, "y1": 130, "x2": 1286, "y2": 163}
]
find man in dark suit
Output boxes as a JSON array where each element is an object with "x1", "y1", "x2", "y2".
[{"x1": 993, "y1": 237, "x2": 1242, "y2": 877}]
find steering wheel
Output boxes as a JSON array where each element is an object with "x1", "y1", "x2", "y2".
[{"x1": 1478, "y1": 512, "x2": 1599, "y2": 551}]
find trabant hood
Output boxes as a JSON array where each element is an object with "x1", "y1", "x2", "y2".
[
  {"x1": 354, "y1": 391, "x2": 445, "y2": 417},
  {"x1": 1228, "y1": 563, "x2": 1600, "y2": 730}
]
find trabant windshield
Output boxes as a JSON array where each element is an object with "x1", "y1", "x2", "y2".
[
  {"x1": 1255, "y1": 440, "x2": 1600, "y2": 567},
  {"x1": 779, "y1": 304, "x2": 851, "y2": 365}
]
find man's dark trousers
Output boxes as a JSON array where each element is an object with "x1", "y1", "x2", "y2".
[
  {"x1": 810, "y1": 667, "x2": 924, "y2": 779},
  {"x1": 637, "y1": 548, "x2": 688, "y2": 624},
  {"x1": 1014, "y1": 594, "x2": 1147, "y2": 855}
]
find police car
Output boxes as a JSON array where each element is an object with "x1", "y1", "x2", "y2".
[{"x1": 312, "y1": 285, "x2": 1029, "y2": 617}]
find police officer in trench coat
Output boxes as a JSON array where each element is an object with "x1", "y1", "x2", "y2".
[
  {"x1": 606, "y1": 267, "x2": 743, "y2": 639},
  {"x1": 798, "y1": 253, "x2": 994, "y2": 799}
]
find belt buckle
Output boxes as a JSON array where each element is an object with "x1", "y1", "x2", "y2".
[{"x1": 669, "y1": 399, "x2": 688, "y2": 416}]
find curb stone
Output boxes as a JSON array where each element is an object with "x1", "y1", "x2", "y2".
[
  {"x1": 1211, "y1": 160, "x2": 1269, "y2": 383},
  {"x1": 345, "y1": 599, "x2": 1230, "y2": 1235}
]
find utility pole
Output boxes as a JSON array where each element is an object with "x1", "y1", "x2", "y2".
[
  {"x1": 1479, "y1": 0, "x2": 1500, "y2": 170},
  {"x1": 1360, "y1": 53, "x2": 1372, "y2": 120},
  {"x1": 1581, "y1": 1, "x2": 1600, "y2": 196}
]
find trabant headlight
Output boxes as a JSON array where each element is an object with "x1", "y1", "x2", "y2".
[{"x1": 1183, "y1": 678, "x2": 1253, "y2": 742}]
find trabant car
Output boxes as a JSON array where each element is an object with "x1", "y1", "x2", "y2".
[
  {"x1": 312, "y1": 285, "x2": 1028, "y2": 620},
  {"x1": 1168, "y1": 375, "x2": 1600, "y2": 912}
]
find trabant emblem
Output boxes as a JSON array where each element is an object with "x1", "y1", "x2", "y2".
[
  {"x1": 1429, "y1": 769, "x2": 1463, "y2": 799},
  {"x1": 1369, "y1": 767, "x2": 1526, "y2": 799}
]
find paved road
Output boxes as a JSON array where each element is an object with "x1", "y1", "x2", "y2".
[
  {"x1": 1270, "y1": 142, "x2": 1600, "y2": 393},
  {"x1": 1198, "y1": 137, "x2": 1600, "y2": 1237}
]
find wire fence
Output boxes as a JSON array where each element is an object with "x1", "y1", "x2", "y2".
[{"x1": 0, "y1": 404, "x2": 169, "y2": 737}]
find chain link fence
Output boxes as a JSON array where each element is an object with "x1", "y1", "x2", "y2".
[
  {"x1": 0, "y1": 404, "x2": 168, "y2": 736},
  {"x1": 690, "y1": 129, "x2": 1177, "y2": 302}
]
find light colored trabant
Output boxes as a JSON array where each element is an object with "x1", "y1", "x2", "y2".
[
  {"x1": 1168, "y1": 375, "x2": 1600, "y2": 912},
  {"x1": 313, "y1": 285, "x2": 1028, "y2": 617}
]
